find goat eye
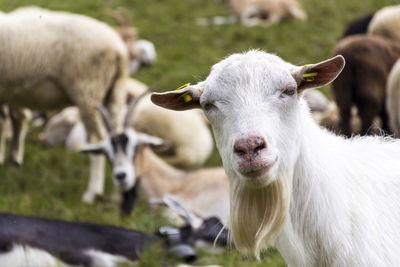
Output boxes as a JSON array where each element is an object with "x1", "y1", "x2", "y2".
[
  {"x1": 203, "y1": 102, "x2": 216, "y2": 111},
  {"x1": 281, "y1": 87, "x2": 296, "y2": 97}
]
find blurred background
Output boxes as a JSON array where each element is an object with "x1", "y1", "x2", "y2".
[{"x1": 0, "y1": 0, "x2": 398, "y2": 266}]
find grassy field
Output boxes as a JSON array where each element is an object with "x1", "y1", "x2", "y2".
[{"x1": 0, "y1": 0, "x2": 398, "y2": 266}]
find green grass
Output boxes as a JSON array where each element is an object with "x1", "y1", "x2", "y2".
[{"x1": 0, "y1": 0, "x2": 397, "y2": 266}]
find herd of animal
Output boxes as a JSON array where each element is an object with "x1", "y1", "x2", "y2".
[{"x1": 1, "y1": 1, "x2": 400, "y2": 267}]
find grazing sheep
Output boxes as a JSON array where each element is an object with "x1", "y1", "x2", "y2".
[
  {"x1": 128, "y1": 39, "x2": 157, "y2": 73},
  {"x1": 80, "y1": 105, "x2": 228, "y2": 221},
  {"x1": 100, "y1": 7, "x2": 157, "y2": 73},
  {"x1": 0, "y1": 7, "x2": 130, "y2": 203},
  {"x1": 152, "y1": 50, "x2": 400, "y2": 266},
  {"x1": 332, "y1": 35, "x2": 400, "y2": 136},
  {"x1": 387, "y1": 59, "x2": 400, "y2": 136},
  {"x1": 41, "y1": 79, "x2": 213, "y2": 168},
  {"x1": 368, "y1": 5, "x2": 400, "y2": 43},
  {"x1": 229, "y1": 0, "x2": 307, "y2": 26}
]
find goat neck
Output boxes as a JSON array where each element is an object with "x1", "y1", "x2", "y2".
[{"x1": 135, "y1": 146, "x2": 187, "y2": 198}]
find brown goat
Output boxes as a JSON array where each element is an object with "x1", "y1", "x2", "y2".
[{"x1": 332, "y1": 35, "x2": 400, "y2": 136}]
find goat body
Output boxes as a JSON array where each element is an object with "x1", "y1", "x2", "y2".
[
  {"x1": 0, "y1": 213, "x2": 152, "y2": 267},
  {"x1": 135, "y1": 147, "x2": 229, "y2": 223},
  {"x1": 151, "y1": 50, "x2": 400, "y2": 266},
  {"x1": 0, "y1": 212, "x2": 228, "y2": 267}
]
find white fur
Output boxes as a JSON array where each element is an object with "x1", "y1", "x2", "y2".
[
  {"x1": 153, "y1": 50, "x2": 400, "y2": 266},
  {"x1": 132, "y1": 94, "x2": 213, "y2": 168},
  {"x1": 0, "y1": 245, "x2": 71, "y2": 267},
  {"x1": 0, "y1": 6, "x2": 130, "y2": 202},
  {"x1": 302, "y1": 89, "x2": 329, "y2": 113},
  {"x1": 66, "y1": 122, "x2": 87, "y2": 149},
  {"x1": 387, "y1": 59, "x2": 400, "y2": 136},
  {"x1": 0, "y1": 245, "x2": 131, "y2": 267},
  {"x1": 129, "y1": 39, "x2": 157, "y2": 73},
  {"x1": 82, "y1": 155, "x2": 106, "y2": 203},
  {"x1": 368, "y1": 5, "x2": 400, "y2": 43},
  {"x1": 85, "y1": 249, "x2": 130, "y2": 267}
]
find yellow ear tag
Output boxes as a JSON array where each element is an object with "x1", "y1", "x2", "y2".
[
  {"x1": 302, "y1": 72, "x2": 318, "y2": 82},
  {"x1": 181, "y1": 92, "x2": 192, "y2": 102},
  {"x1": 175, "y1": 83, "x2": 191, "y2": 90},
  {"x1": 175, "y1": 83, "x2": 192, "y2": 102}
]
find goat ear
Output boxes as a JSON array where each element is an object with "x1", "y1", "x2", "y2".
[
  {"x1": 78, "y1": 143, "x2": 106, "y2": 155},
  {"x1": 292, "y1": 55, "x2": 345, "y2": 91},
  {"x1": 151, "y1": 82, "x2": 204, "y2": 111},
  {"x1": 137, "y1": 133, "x2": 164, "y2": 147}
]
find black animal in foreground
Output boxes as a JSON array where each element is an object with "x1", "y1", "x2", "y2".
[{"x1": 0, "y1": 210, "x2": 228, "y2": 267}]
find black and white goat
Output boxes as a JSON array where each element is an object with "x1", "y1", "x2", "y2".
[
  {"x1": 80, "y1": 95, "x2": 229, "y2": 221},
  {"x1": 0, "y1": 197, "x2": 228, "y2": 267}
]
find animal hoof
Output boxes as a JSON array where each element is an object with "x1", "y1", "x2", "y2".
[
  {"x1": 82, "y1": 191, "x2": 105, "y2": 204},
  {"x1": 82, "y1": 191, "x2": 96, "y2": 204}
]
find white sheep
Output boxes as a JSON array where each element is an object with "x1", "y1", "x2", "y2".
[
  {"x1": 128, "y1": 39, "x2": 157, "y2": 73},
  {"x1": 0, "y1": 7, "x2": 130, "y2": 203},
  {"x1": 152, "y1": 50, "x2": 400, "y2": 266},
  {"x1": 41, "y1": 78, "x2": 214, "y2": 168},
  {"x1": 100, "y1": 7, "x2": 157, "y2": 74},
  {"x1": 229, "y1": 0, "x2": 307, "y2": 26},
  {"x1": 387, "y1": 59, "x2": 400, "y2": 136},
  {"x1": 132, "y1": 94, "x2": 213, "y2": 168},
  {"x1": 368, "y1": 5, "x2": 400, "y2": 43}
]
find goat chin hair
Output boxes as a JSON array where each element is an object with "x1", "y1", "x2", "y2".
[{"x1": 229, "y1": 172, "x2": 291, "y2": 259}]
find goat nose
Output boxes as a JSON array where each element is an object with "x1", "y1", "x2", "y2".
[
  {"x1": 234, "y1": 136, "x2": 267, "y2": 157},
  {"x1": 115, "y1": 172, "x2": 126, "y2": 182}
]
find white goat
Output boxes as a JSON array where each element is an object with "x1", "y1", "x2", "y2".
[
  {"x1": 151, "y1": 50, "x2": 400, "y2": 266},
  {"x1": 41, "y1": 79, "x2": 213, "y2": 168},
  {"x1": 80, "y1": 103, "x2": 228, "y2": 221},
  {"x1": 387, "y1": 59, "x2": 400, "y2": 136},
  {"x1": 368, "y1": 5, "x2": 400, "y2": 43},
  {"x1": 0, "y1": 7, "x2": 129, "y2": 203}
]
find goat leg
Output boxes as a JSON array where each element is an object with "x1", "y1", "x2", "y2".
[
  {"x1": 9, "y1": 107, "x2": 32, "y2": 166},
  {"x1": 0, "y1": 105, "x2": 8, "y2": 165}
]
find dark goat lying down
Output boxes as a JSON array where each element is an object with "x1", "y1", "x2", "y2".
[{"x1": 0, "y1": 213, "x2": 228, "y2": 267}]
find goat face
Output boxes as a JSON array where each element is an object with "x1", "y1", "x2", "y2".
[
  {"x1": 80, "y1": 128, "x2": 163, "y2": 191},
  {"x1": 152, "y1": 50, "x2": 345, "y2": 187}
]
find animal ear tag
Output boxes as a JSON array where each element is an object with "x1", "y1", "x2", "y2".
[
  {"x1": 175, "y1": 83, "x2": 192, "y2": 102},
  {"x1": 302, "y1": 72, "x2": 318, "y2": 82},
  {"x1": 301, "y1": 64, "x2": 318, "y2": 82}
]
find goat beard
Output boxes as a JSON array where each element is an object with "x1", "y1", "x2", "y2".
[{"x1": 229, "y1": 173, "x2": 291, "y2": 258}]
